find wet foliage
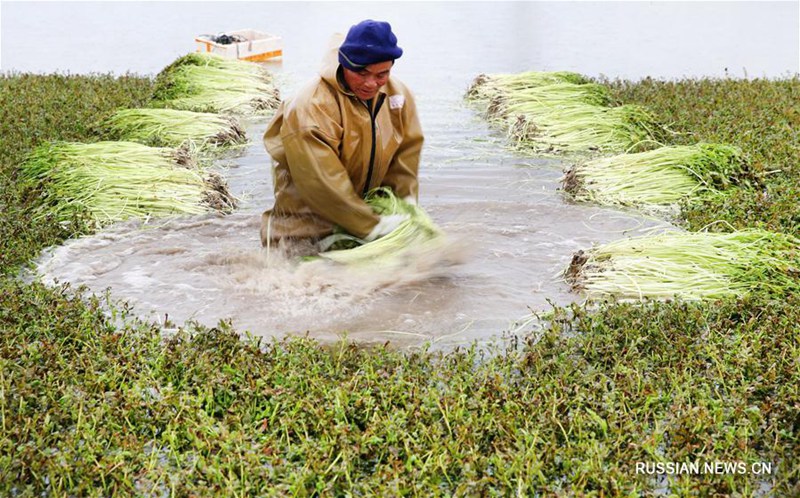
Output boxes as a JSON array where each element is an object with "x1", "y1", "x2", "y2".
[{"x1": 2, "y1": 73, "x2": 799, "y2": 495}]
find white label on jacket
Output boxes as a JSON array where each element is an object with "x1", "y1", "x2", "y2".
[{"x1": 389, "y1": 94, "x2": 405, "y2": 110}]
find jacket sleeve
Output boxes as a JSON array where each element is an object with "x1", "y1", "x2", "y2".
[
  {"x1": 281, "y1": 123, "x2": 380, "y2": 239},
  {"x1": 381, "y1": 90, "x2": 424, "y2": 200}
]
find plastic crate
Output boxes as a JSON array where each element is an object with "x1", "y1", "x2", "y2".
[{"x1": 195, "y1": 29, "x2": 283, "y2": 61}]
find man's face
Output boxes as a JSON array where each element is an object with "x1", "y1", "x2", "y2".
[{"x1": 342, "y1": 61, "x2": 393, "y2": 101}]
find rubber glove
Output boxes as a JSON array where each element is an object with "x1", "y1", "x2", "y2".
[{"x1": 364, "y1": 214, "x2": 409, "y2": 242}]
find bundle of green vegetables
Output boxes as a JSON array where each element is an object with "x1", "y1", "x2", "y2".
[
  {"x1": 104, "y1": 108, "x2": 247, "y2": 150},
  {"x1": 508, "y1": 102, "x2": 664, "y2": 154},
  {"x1": 465, "y1": 71, "x2": 589, "y2": 105},
  {"x1": 315, "y1": 188, "x2": 444, "y2": 265},
  {"x1": 151, "y1": 53, "x2": 280, "y2": 115},
  {"x1": 565, "y1": 229, "x2": 800, "y2": 301},
  {"x1": 20, "y1": 141, "x2": 236, "y2": 224},
  {"x1": 485, "y1": 82, "x2": 613, "y2": 122},
  {"x1": 562, "y1": 143, "x2": 747, "y2": 215},
  {"x1": 466, "y1": 70, "x2": 665, "y2": 155},
  {"x1": 163, "y1": 53, "x2": 274, "y2": 82}
]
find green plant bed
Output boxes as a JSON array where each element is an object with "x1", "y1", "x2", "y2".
[{"x1": 1, "y1": 280, "x2": 797, "y2": 495}]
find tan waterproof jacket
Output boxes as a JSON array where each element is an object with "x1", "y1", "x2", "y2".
[{"x1": 260, "y1": 48, "x2": 424, "y2": 244}]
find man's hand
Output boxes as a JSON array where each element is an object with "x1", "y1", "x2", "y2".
[{"x1": 364, "y1": 214, "x2": 409, "y2": 242}]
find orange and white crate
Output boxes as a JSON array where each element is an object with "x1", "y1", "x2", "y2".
[{"x1": 195, "y1": 29, "x2": 283, "y2": 62}]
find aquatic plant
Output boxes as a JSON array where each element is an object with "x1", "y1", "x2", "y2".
[
  {"x1": 19, "y1": 141, "x2": 236, "y2": 224},
  {"x1": 162, "y1": 52, "x2": 275, "y2": 82},
  {"x1": 465, "y1": 70, "x2": 589, "y2": 105},
  {"x1": 467, "y1": 70, "x2": 666, "y2": 154},
  {"x1": 104, "y1": 108, "x2": 247, "y2": 150},
  {"x1": 562, "y1": 143, "x2": 748, "y2": 215},
  {"x1": 566, "y1": 229, "x2": 800, "y2": 301},
  {"x1": 315, "y1": 188, "x2": 444, "y2": 265},
  {"x1": 151, "y1": 53, "x2": 280, "y2": 115},
  {"x1": 508, "y1": 102, "x2": 665, "y2": 154},
  {"x1": 485, "y1": 82, "x2": 612, "y2": 122}
]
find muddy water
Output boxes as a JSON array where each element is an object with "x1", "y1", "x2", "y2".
[{"x1": 19, "y1": 1, "x2": 788, "y2": 348}]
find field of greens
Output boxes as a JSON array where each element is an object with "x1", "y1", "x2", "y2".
[{"x1": 1, "y1": 70, "x2": 798, "y2": 495}]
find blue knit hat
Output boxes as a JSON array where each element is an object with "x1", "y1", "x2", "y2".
[{"x1": 338, "y1": 20, "x2": 403, "y2": 70}]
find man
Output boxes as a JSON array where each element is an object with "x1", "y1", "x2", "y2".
[{"x1": 260, "y1": 20, "x2": 424, "y2": 251}]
